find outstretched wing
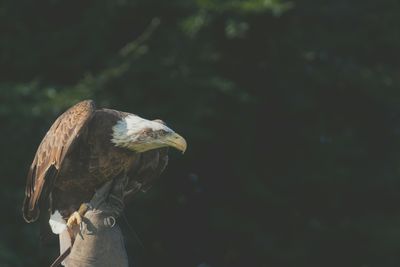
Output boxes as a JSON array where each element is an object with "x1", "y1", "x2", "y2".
[{"x1": 22, "y1": 100, "x2": 95, "y2": 223}]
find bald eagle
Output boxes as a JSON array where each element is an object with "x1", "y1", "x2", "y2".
[{"x1": 22, "y1": 100, "x2": 186, "y2": 234}]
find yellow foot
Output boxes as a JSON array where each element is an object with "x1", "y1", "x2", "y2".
[
  {"x1": 66, "y1": 203, "x2": 90, "y2": 228},
  {"x1": 66, "y1": 211, "x2": 82, "y2": 228}
]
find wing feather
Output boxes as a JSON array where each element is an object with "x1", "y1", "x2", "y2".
[{"x1": 22, "y1": 100, "x2": 95, "y2": 222}]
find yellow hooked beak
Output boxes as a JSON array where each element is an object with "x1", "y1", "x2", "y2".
[{"x1": 164, "y1": 132, "x2": 187, "y2": 153}]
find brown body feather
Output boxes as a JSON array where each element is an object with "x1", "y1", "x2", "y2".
[{"x1": 22, "y1": 100, "x2": 168, "y2": 223}]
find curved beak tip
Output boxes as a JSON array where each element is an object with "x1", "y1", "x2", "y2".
[
  {"x1": 171, "y1": 133, "x2": 187, "y2": 154},
  {"x1": 179, "y1": 138, "x2": 187, "y2": 154}
]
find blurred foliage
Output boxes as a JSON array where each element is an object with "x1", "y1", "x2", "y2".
[{"x1": 1, "y1": 0, "x2": 400, "y2": 266}]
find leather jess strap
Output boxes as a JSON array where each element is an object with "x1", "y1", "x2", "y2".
[{"x1": 50, "y1": 246, "x2": 71, "y2": 267}]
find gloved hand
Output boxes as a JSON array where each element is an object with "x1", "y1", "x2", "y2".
[{"x1": 63, "y1": 175, "x2": 130, "y2": 267}]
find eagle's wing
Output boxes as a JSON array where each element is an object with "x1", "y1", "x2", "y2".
[{"x1": 22, "y1": 100, "x2": 95, "y2": 222}]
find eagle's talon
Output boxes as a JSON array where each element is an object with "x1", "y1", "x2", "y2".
[
  {"x1": 66, "y1": 211, "x2": 82, "y2": 228},
  {"x1": 66, "y1": 203, "x2": 90, "y2": 229}
]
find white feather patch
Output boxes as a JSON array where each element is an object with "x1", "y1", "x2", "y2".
[
  {"x1": 49, "y1": 210, "x2": 67, "y2": 234},
  {"x1": 111, "y1": 114, "x2": 173, "y2": 147}
]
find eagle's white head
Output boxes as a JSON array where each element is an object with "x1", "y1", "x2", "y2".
[{"x1": 111, "y1": 114, "x2": 187, "y2": 153}]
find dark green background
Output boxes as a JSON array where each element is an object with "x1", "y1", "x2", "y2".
[{"x1": 1, "y1": 0, "x2": 400, "y2": 266}]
